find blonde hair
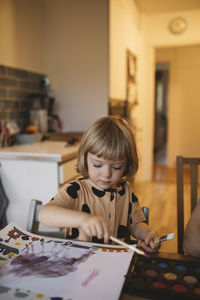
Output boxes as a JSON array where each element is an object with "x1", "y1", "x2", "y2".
[{"x1": 77, "y1": 116, "x2": 138, "y2": 182}]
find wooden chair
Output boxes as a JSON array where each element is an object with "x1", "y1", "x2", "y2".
[
  {"x1": 176, "y1": 156, "x2": 200, "y2": 254},
  {"x1": 26, "y1": 199, "x2": 65, "y2": 238}
]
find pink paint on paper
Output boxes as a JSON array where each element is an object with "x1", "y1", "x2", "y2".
[{"x1": 82, "y1": 269, "x2": 99, "y2": 287}]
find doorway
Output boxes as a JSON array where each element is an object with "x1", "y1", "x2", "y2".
[
  {"x1": 153, "y1": 44, "x2": 200, "y2": 183},
  {"x1": 154, "y1": 63, "x2": 169, "y2": 166}
]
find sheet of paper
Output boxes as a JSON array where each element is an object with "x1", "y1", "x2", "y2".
[{"x1": 0, "y1": 222, "x2": 133, "y2": 300}]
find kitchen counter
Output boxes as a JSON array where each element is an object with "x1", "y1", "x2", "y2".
[
  {"x1": 0, "y1": 141, "x2": 79, "y2": 162},
  {"x1": 0, "y1": 141, "x2": 79, "y2": 228}
]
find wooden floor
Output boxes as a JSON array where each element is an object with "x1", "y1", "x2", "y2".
[{"x1": 133, "y1": 164, "x2": 193, "y2": 254}]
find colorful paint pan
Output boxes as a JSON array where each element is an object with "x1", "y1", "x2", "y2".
[{"x1": 124, "y1": 253, "x2": 200, "y2": 299}]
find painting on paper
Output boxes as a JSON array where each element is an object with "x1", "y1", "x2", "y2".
[{"x1": 0, "y1": 223, "x2": 133, "y2": 300}]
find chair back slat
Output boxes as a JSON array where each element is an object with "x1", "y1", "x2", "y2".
[
  {"x1": 176, "y1": 156, "x2": 200, "y2": 254},
  {"x1": 26, "y1": 199, "x2": 65, "y2": 239},
  {"x1": 190, "y1": 164, "x2": 198, "y2": 212}
]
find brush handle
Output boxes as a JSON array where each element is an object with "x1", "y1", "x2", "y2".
[
  {"x1": 110, "y1": 236, "x2": 145, "y2": 256},
  {"x1": 154, "y1": 233, "x2": 174, "y2": 243},
  {"x1": 110, "y1": 236, "x2": 129, "y2": 248}
]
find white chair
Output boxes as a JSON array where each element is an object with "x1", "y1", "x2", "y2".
[{"x1": 26, "y1": 199, "x2": 65, "y2": 238}]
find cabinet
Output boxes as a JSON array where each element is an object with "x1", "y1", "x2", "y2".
[
  {"x1": 59, "y1": 158, "x2": 77, "y2": 186},
  {"x1": 0, "y1": 141, "x2": 79, "y2": 228}
]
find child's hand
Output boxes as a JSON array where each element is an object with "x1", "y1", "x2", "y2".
[
  {"x1": 81, "y1": 215, "x2": 110, "y2": 243},
  {"x1": 138, "y1": 230, "x2": 160, "y2": 253}
]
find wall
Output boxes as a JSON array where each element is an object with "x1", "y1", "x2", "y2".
[
  {"x1": 109, "y1": 0, "x2": 154, "y2": 181},
  {"x1": 109, "y1": 0, "x2": 140, "y2": 99},
  {"x1": 110, "y1": 3, "x2": 200, "y2": 179},
  {"x1": 142, "y1": 9, "x2": 200, "y2": 168},
  {"x1": 143, "y1": 10, "x2": 200, "y2": 47},
  {"x1": 156, "y1": 46, "x2": 200, "y2": 165},
  {"x1": 0, "y1": 0, "x2": 108, "y2": 134},
  {"x1": 44, "y1": 0, "x2": 109, "y2": 132},
  {"x1": 0, "y1": 0, "x2": 45, "y2": 73}
]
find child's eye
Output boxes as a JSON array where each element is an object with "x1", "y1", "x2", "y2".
[
  {"x1": 93, "y1": 164, "x2": 102, "y2": 168},
  {"x1": 113, "y1": 167, "x2": 122, "y2": 170}
]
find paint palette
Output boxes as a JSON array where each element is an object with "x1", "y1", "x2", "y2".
[{"x1": 124, "y1": 253, "x2": 200, "y2": 299}]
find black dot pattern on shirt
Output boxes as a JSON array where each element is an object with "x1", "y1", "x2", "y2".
[
  {"x1": 129, "y1": 202, "x2": 132, "y2": 214},
  {"x1": 117, "y1": 225, "x2": 127, "y2": 238},
  {"x1": 91, "y1": 187, "x2": 105, "y2": 197},
  {"x1": 66, "y1": 182, "x2": 80, "y2": 199},
  {"x1": 110, "y1": 193, "x2": 114, "y2": 201},
  {"x1": 132, "y1": 193, "x2": 138, "y2": 203},
  {"x1": 82, "y1": 204, "x2": 91, "y2": 214},
  {"x1": 69, "y1": 227, "x2": 79, "y2": 239},
  {"x1": 118, "y1": 186, "x2": 125, "y2": 196},
  {"x1": 92, "y1": 236, "x2": 105, "y2": 244}
]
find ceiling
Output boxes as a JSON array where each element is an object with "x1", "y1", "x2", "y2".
[{"x1": 134, "y1": 0, "x2": 200, "y2": 14}]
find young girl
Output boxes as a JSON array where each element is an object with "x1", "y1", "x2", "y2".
[{"x1": 39, "y1": 116, "x2": 160, "y2": 253}]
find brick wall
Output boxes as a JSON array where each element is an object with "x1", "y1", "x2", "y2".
[{"x1": 0, "y1": 65, "x2": 46, "y2": 130}]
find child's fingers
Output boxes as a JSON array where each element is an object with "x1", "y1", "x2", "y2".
[
  {"x1": 138, "y1": 241, "x2": 158, "y2": 253},
  {"x1": 144, "y1": 230, "x2": 160, "y2": 248},
  {"x1": 95, "y1": 222, "x2": 104, "y2": 239},
  {"x1": 149, "y1": 240, "x2": 161, "y2": 250},
  {"x1": 90, "y1": 224, "x2": 98, "y2": 237},
  {"x1": 95, "y1": 218, "x2": 109, "y2": 243},
  {"x1": 102, "y1": 222, "x2": 109, "y2": 243},
  {"x1": 94, "y1": 220, "x2": 109, "y2": 242},
  {"x1": 138, "y1": 235, "x2": 160, "y2": 253},
  {"x1": 137, "y1": 241, "x2": 153, "y2": 253},
  {"x1": 81, "y1": 216, "x2": 96, "y2": 237},
  {"x1": 81, "y1": 215, "x2": 109, "y2": 243}
]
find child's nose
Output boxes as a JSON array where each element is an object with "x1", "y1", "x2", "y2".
[{"x1": 102, "y1": 167, "x2": 111, "y2": 178}]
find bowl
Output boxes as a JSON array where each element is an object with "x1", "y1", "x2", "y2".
[{"x1": 14, "y1": 133, "x2": 43, "y2": 145}]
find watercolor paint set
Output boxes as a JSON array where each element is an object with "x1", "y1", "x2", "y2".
[{"x1": 124, "y1": 253, "x2": 200, "y2": 299}]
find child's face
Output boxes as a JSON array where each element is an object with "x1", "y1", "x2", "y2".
[{"x1": 87, "y1": 152, "x2": 127, "y2": 189}]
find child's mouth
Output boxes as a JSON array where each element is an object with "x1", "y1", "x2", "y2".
[{"x1": 99, "y1": 180, "x2": 111, "y2": 185}]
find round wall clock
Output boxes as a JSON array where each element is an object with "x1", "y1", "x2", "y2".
[{"x1": 168, "y1": 17, "x2": 187, "y2": 34}]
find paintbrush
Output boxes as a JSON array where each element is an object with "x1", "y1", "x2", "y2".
[
  {"x1": 154, "y1": 232, "x2": 174, "y2": 243},
  {"x1": 130, "y1": 232, "x2": 175, "y2": 245},
  {"x1": 110, "y1": 236, "x2": 148, "y2": 256}
]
